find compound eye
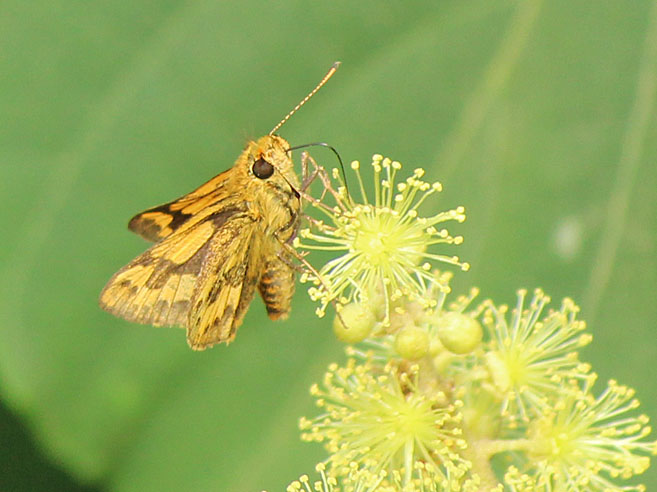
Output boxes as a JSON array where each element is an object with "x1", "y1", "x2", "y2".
[{"x1": 252, "y1": 158, "x2": 274, "y2": 179}]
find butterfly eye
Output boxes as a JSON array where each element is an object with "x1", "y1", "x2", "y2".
[{"x1": 252, "y1": 158, "x2": 275, "y2": 179}]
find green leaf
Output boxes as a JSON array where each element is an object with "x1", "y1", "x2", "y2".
[{"x1": 1, "y1": 0, "x2": 655, "y2": 490}]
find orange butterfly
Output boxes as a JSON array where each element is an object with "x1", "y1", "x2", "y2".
[{"x1": 100, "y1": 63, "x2": 339, "y2": 350}]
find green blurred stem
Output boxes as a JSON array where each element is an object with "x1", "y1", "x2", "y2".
[
  {"x1": 461, "y1": 436, "x2": 533, "y2": 490},
  {"x1": 403, "y1": 438, "x2": 413, "y2": 486}
]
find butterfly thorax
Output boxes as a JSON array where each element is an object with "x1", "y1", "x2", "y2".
[{"x1": 239, "y1": 135, "x2": 300, "y2": 241}]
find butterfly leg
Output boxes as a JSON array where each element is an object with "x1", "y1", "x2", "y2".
[
  {"x1": 298, "y1": 153, "x2": 350, "y2": 216},
  {"x1": 300, "y1": 151, "x2": 323, "y2": 194},
  {"x1": 276, "y1": 237, "x2": 349, "y2": 328}
]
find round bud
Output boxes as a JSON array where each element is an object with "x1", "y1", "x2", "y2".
[
  {"x1": 435, "y1": 311, "x2": 483, "y2": 354},
  {"x1": 394, "y1": 326, "x2": 429, "y2": 360},
  {"x1": 333, "y1": 303, "x2": 375, "y2": 343}
]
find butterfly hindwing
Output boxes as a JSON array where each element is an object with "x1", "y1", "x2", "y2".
[
  {"x1": 100, "y1": 220, "x2": 217, "y2": 327},
  {"x1": 99, "y1": 205, "x2": 253, "y2": 333},
  {"x1": 186, "y1": 218, "x2": 265, "y2": 349}
]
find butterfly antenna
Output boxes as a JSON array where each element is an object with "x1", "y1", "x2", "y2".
[{"x1": 269, "y1": 62, "x2": 340, "y2": 135}]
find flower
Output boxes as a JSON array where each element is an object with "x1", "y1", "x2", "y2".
[
  {"x1": 294, "y1": 154, "x2": 468, "y2": 323},
  {"x1": 284, "y1": 461, "x2": 482, "y2": 492},
  {"x1": 299, "y1": 359, "x2": 470, "y2": 487},
  {"x1": 526, "y1": 375, "x2": 656, "y2": 492},
  {"x1": 503, "y1": 467, "x2": 540, "y2": 492},
  {"x1": 284, "y1": 463, "x2": 346, "y2": 492},
  {"x1": 290, "y1": 151, "x2": 656, "y2": 491},
  {"x1": 480, "y1": 289, "x2": 592, "y2": 423},
  {"x1": 295, "y1": 283, "x2": 657, "y2": 491},
  {"x1": 342, "y1": 272, "x2": 484, "y2": 364}
]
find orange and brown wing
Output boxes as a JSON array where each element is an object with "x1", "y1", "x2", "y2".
[
  {"x1": 128, "y1": 169, "x2": 233, "y2": 242},
  {"x1": 100, "y1": 221, "x2": 217, "y2": 328},
  {"x1": 99, "y1": 206, "x2": 254, "y2": 332},
  {"x1": 186, "y1": 219, "x2": 265, "y2": 350}
]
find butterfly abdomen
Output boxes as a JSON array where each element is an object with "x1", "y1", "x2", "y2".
[{"x1": 258, "y1": 254, "x2": 295, "y2": 320}]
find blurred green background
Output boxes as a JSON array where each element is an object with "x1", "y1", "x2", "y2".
[{"x1": 1, "y1": 0, "x2": 656, "y2": 490}]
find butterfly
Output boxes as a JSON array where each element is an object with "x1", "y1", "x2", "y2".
[{"x1": 99, "y1": 63, "x2": 339, "y2": 350}]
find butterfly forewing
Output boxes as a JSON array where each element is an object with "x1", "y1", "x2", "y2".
[{"x1": 128, "y1": 169, "x2": 232, "y2": 242}]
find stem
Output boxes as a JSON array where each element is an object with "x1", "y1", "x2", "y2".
[
  {"x1": 403, "y1": 438, "x2": 413, "y2": 486},
  {"x1": 460, "y1": 440, "x2": 500, "y2": 491},
  {"x1": 460, "y1": 435, "x2": 533, "y2": 491}
]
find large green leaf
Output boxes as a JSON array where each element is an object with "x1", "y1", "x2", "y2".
[{"x1": 1, "y1": 0, "x2": 655, "y2": 490}]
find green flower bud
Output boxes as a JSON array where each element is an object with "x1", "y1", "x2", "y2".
[
  {"x1": 435, "y1": 311, "x2": 482, "y2": 354},
  {"x1": 394, "y1": 326, "x2": 429, "y2": 360},
  {"x1": 333, "y1": 303, "x2": 375, "y2": 343}
]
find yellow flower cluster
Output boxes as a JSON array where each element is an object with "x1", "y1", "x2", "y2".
[{"x1": 287, "y1": 156, "x2": 655, "y2": 492}]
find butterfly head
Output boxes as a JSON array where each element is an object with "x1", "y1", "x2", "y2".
[{"x1": 241, "y1": 135, "x2": 300, "y2": 194}]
